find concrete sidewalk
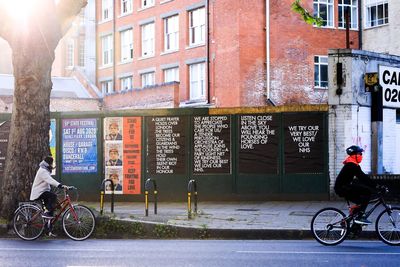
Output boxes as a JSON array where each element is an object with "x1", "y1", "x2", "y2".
[{"x1": 84, "y1": 200, "x2": 396, "y2": 239}]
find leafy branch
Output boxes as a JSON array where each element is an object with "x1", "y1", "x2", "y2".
[{"x1": 291, "y1": 0, "x2": 323, "y2": 27}]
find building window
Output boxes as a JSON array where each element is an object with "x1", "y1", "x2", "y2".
[
  {"x1": 189, "y1": 7, "x2": 205, "y2": 46},
  {"x1": 102, "y1": 34, "x2": 113, "y2": 66},
  {"x1": 313, "y1": 0, "x2": 334, "y2": 27},
  {"x1": 101, "y1": 80, "x2": 113, "y2": 94},
  {"x1": 141, "y1": 72, "x2": 155, "y2": 87},
  {"x1": 314, "y1": 56, "x2": 328, "y2": 88},
  {"x1": 66, "y1": 40, "x2": 74, "y2": 68},
  {"x1": 120, "y1": 76, "x2": 133, "y2": 91},
  {"x1": 365, "y1": 0, "x2": 388, "y2": 28},
  {"x1": 141, "y1": 0, "x2": 155, "y2": 9},
  {"x1": 102, "y1": 0, "x2": 113, "y2": 21},
  {"x1": 120, "y1": 29, "x2": 133, "y2": 62},
  {"x1": 141, "y1": 22, "x2": 155, "y2": 57},
  {"x1": 338, "y1": 0, "x2": 358, "y2": 29},
  {"x1": 121, "y1": 0, "x2": 132, "y2": 15},
  {"x1": 189, "y1": 62, "x2": 205, "y2": 100},
  {"x1": 164, "y1": 15, "x2": 179, "y2": 52},
  {"x1": 164, "y1": 67, "x2": 179, "y2": 83},
  {"x1": 78, "y1": 37, "x2": 85, "y2": 67}
]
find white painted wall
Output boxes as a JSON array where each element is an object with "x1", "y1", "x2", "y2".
[
  {"x1": 363, "y1": 0, "x2": 400, "y2": 56},
  {"x1": 328, "y1": 49, "x2": 400, "y2": 198}
]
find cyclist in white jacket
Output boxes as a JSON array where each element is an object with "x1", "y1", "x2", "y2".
[{"x1": 30, "y1": 156, "x2": 67, "y2": 219}]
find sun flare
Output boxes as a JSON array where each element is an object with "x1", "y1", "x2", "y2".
[{"x1": 1, "y1": 0, "x2": 37, "y2": 21}]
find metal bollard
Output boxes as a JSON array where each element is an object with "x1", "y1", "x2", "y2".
[
  {"x1": 145, "y1": 178, "x2": 157, "y2": 216},
  {"x1": 187, "y1": 179, "x2": 197, "y2": 219},
  {"x1": 100, "y1": 179, "x2": 114, "y2": 215}
]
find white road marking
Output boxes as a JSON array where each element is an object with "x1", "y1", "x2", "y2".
[
  {"x1": 0, "y1": 248, "x2": 114, "y2": 252},
  {"x1": 236, "y1": 251, "x2": 400, "y2": 255}
]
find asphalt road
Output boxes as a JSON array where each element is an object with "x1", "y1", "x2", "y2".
[{"x1": 0, "y1": 239, "x2": 399, "y2": 267}]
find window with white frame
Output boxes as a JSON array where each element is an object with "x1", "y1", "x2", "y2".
[
  {"x1": 120, "y1": 76, "x2": 133, "y2": 90},
  {"x1": 66, "y1": 40, "x2": 74, "y2": 68},
  {"x1": 120, "y1": 29, "x2": 133, "y2": 62},
  {"x1": 189, "y1": 7, "x2": 205, "y2": 46},
  {"x1": 365, "y1": 0, "x2": 388, "y2": 28},
  {"x1": 101, "y1": 80, "x2": 113, "y2": 94},
  {"x1": 164, "y1": 15, "x2": 179, "y2": 51},
  {"x1": 164, "y1": 67, "x2": 179, "y2": 83},
  {"x1": 102, "y1": 34, "x2": 113, "y2": 66},
  {"x1": 314, "y1": 56, "x2": 328, "y2": 88},
  {"x1": 121, "y1": 0, "x2": 132, "y2": 15},
  {"x1": 141, "y1": 72, "x2": 155, "y2": 87},
  {"x1": 78, "y1": 37, "x2": 85, "y2": 67},
  {"x1": 141, "y1": 0, "x2": 155, "y2": 9},
  {"x1": 102, "y1": 0, "x2": 113, "y2": 21},
  {"x1": 189, "y1": 62, "x2": 205, "y2": 100},
  {"x1": 338, "y1": 0, "x2": 358, "y2": 29},
  {"x1": 141, "y1": 22, "x2": 155, "y2": 57},
  {"x1": 313, "y1": 0, "x2": 334, "y2": 27}
]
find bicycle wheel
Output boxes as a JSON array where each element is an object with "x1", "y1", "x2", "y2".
[
  {"x1": 311, "y1": 207, "x2": 348, "y2": 246},
  {"x1": 376, "y1": 207, "x2": 400, "y2": 246},
  {"x1": 62, "y1": 205, "x2": 95, "y2": 241},
  {"x1": 13, "y1": 204, "x2": 44, "y2": 241}
]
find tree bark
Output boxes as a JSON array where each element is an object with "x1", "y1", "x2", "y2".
[{"x1": 0, "y1": 0, "x2": 87, "y2": 219}]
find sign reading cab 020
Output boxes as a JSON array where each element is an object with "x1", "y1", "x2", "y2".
[{"x1": 379, "y1": 65, "x2": 400, "y2": 108}]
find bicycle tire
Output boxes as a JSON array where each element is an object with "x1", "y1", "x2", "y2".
[
  {"x1": 62, "y1": 205, "x2": 95, "y2": 241},
  {"x1": 311, "y1": 207, "x2": 348, "y2": 246},
  {"x1": 376, "y1": 207, "x2": 400, "y2": 246},
  {"x1": 13, "y1": 204, "x2": 44, "y2": 241}
]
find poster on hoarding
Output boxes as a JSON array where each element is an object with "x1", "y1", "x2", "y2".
[
  {"x1": 62, "y1": 118, "x2": 97, "y2": 173},
  {"x1": 146, "y1": 116, "x2": 186, "y2": 175},
  {"x1": 192, "y1": 115, "x2": 231, "y2": 174},
  {"x1": 283, "y1": 113, "x2": 324, "y2": 174},
  {"x1": 50, "y1": 119, "x2": 56, "y2": 175},
  {"x1": 104, "y1": 117, "x2": 141, "y2": 194},
  {"x1": 238, "y1": 114, "x2": 279, "y2": 174}
]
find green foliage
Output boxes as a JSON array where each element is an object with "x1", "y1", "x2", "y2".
[
  {"x1": 197, "y1": 224, "x2": 210, "y2": 239},
  {"x1": 153, "y1": 224, "x2": 178, "y2": 238},
  {"x1": 291, "y1": 0, "x2": 323, "y2": 27},
  {"x1": 95, "y1": 218, "x2": 144, "y2": 238},
  {"x1": 0, "y1": 217, "x2": 8, "y2": 224}
]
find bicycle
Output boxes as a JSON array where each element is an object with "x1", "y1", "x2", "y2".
[
  {"x1": 13, "y1": 186, "x2": 96, "y2": 241},
  {"x1": 311, "y1": 185, "x2": 400, "y2": 246}
]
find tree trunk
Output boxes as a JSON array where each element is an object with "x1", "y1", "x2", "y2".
[
  {"x1": 0, "y1": 40, "x2": 55, "y2": 219},
  {"x1": 0, "y1": 0, "x2": 87, "y2": 220}
]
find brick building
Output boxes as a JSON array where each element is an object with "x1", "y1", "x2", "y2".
[{"x1": 96, "y1": 0, "x2": 361, "y2": 109}]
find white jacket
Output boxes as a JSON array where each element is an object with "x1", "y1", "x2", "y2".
[{"x1": 30, "y1": 161, "x2": 60, "y2": 200}]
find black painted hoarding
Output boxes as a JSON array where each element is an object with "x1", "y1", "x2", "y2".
[
  {"x1": 284, "y1": 113, "x2": 324, "y2": 174},
  {"x1": 238, "y1": 114, "x2": 279, "y2": 174}
]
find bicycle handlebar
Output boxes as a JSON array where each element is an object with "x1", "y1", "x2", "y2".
[{"x1": 63, "y1": 185, "x2": 77, "y2": 191}]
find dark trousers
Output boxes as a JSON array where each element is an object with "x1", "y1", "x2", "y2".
[
  {"x1": 39, "y1": 191, "x2": 58, "y2": 216},
  {"x1": 344, "y1": 183, "x2": 375, "y2": 213}
]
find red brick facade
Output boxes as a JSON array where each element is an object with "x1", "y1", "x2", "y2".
[{"x1": 96, "y1": 0, "x2": 359, "y2": 109}]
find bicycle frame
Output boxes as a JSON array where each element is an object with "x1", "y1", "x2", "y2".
[
  {"x1": 24, "y1": 189, "x2": 79, "y2": 229},
  {"x1": 346, "y1": 195, "x2": 392, "y2": 222},
  {"x1": 50, "y1": 189, "x2": 79, "y2": 225}
]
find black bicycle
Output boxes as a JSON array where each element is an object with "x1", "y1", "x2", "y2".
[{"x1": 311, "y1": 186, "x2": 400, "y2": 246}]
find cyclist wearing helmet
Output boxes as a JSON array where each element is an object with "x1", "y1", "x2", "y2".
[{"x1": 334, "y1": 145, "x2": 377, "y2": 225}]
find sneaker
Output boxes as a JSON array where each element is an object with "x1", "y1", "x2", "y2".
[
  {"x1": 47, "y1": 232, "x2": 57, "y2": 238},
  {"x1": 41, "y1": 212, "x2": 54, "y2": 219},
  {"x1": 354, "y1": 216, "x2": 372, "y2": 225}
]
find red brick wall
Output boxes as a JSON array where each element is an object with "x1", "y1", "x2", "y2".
[
  {"x1": 102, "y1": 82, "x2": 179, "y2": 109},
  {"x1": 269, "y1": 0, "x2": 359, "y2": 104},
  {"x1": 96, "y1": 0, "x2": 206, "y2": 105}
]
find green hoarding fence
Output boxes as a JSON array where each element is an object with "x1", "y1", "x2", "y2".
[{"x1": 0, "y1": 105, "x2": 330, "y2": 202}]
